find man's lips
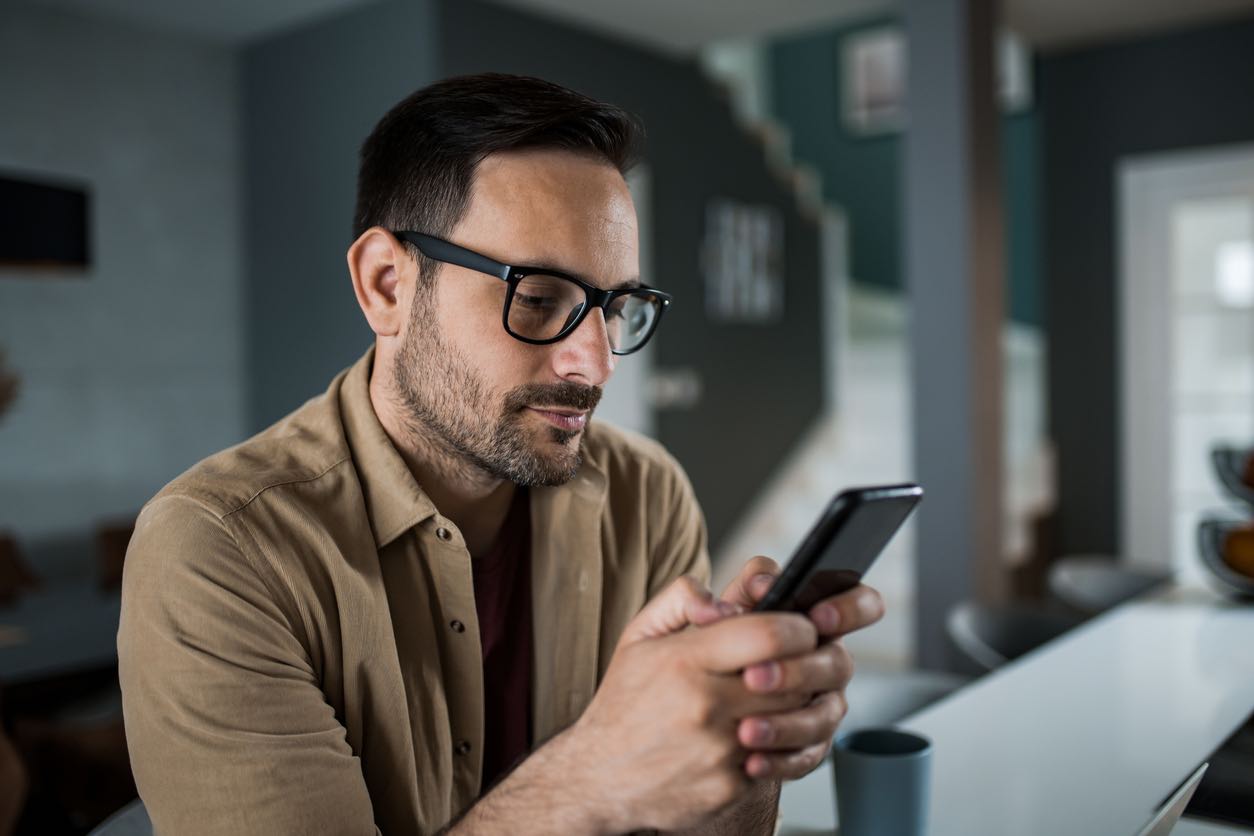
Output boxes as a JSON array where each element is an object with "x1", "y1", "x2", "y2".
[{"x1": 526, "y1": 406, "x2": 588, "y2": 432}]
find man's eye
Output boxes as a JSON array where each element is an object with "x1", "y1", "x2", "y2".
[{"x1": 515, "y1": 294, "x2": 557, "y2": 309}]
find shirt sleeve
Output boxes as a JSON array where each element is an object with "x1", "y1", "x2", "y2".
[
  {"x1": 118, "y1": 495, "x2": 380, "y2": 836},
  {"x1": 645, "y1": 453, "x2": 712, "y2": 597}
]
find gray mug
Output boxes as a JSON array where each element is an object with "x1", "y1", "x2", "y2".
[{"x1": 832, "y1": 728, "x2": 932, "y2": 836}]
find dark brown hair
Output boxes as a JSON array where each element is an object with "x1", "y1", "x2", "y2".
[{"x1": 353, "y1": 73, "x2": 643, "y2": 276}]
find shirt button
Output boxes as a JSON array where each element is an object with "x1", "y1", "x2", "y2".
[
  {"x1": 436, "y1": 527, "x2": 453, "y2": 542},
  {"x1": 455, "y1": 740, "x2": 472, "y2": 756},
  {"x1": 450, "y1": 619, "x2": 465, "y2": 633}
]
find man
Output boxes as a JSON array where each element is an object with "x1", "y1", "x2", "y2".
[{"x1": 119, "y1": 74, "x2": 884, "y2": 834}]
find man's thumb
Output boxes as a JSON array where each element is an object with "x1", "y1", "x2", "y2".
[{"x1": 618, "y1": 575, "x2": 733, "y2": 646}]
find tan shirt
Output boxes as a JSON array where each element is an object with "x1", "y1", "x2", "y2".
[{"x1": 118, "y1": 349, "x2": 710, "y2": 835}]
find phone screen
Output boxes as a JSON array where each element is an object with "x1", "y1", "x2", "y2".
[{"x1": 754, "y1": 484, "x2": 922, "y2": 613}]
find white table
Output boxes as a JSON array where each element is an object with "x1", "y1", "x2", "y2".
[{"x1": 780, "y1": 583, "x2": 1254, "y2": 835}]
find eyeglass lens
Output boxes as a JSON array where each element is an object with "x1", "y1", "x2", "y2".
[{"x1": 508, "y1": 274, "x2": 661, "y2": 352}]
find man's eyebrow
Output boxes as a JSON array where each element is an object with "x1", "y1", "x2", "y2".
[{"x1": 522, "y1": 261, "x2": 641, "y2": 290}]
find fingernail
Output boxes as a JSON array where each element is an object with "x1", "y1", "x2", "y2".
[
  {"x1": 814, "y1": 604, "x2": 840, "y2": 634},
  {"x1": 751, "y1": 574, "x2": 776, "y2": 595},
  {"x1": 747, "y1": 756, "x2": 771, "y2": 778},
  {"x1": 748, "y1": 661, "x2": 781, "y2": 691},
  {"x1": 753, "y1": 720, "x2": 774, "y2": 744},
  {"x1": 860, "y1": 592, "x2": 884, "y2": 622},
  {"x1": 715, "y1": 600, "x2": 738, "y2": 617}
]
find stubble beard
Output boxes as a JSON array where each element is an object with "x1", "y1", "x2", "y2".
[{"x1": 391, "y1": 296, "x2": 601, "y2": 487}]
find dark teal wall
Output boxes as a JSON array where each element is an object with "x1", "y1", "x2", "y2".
[
  {"x1": 243, "y1": 0, "x2": 438, "y2": 431},
  {"x1": 1040, "y1": 15, "x2": 1254, "y2": 558},
  {"x1": 769, "y1": 19, "x2": 1043, "y2": 326},
  {"x1": 770, "y1": 24, "x2": 901, "y2": 294},
  {"x1": 1003, "y1": 110, "x2": 1040, "y2": 327}
]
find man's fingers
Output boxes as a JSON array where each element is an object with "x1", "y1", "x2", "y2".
[
  {"x1": 720, "y1": 556, "x2": 782, "y2": 611},
  {"x1": 807, "y1": 583, "x2": 885, "y2": 638},
  {"x1": 744, "y1": 740, "x2": 831, "y2": 781},
  {"x1": 619, "y1": 575, "x2": 727, "y2": 646},
  {"x1": 737, "y1": 691, "x2": 848, "y2": 751},
  {"x1": 683, "y1": 611, "x2": 817, "y2": 673},
  {"x1": 742, "y1": 640, "x2": 852, "y2": 696}
]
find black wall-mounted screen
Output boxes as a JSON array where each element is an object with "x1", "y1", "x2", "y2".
[{"x1": 0, "y1": 174, "x2": 90, "y2": 269}]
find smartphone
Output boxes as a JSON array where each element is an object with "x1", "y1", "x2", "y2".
[{"x1": 752, "y1": 483, "x2": 923, "y2": 613}]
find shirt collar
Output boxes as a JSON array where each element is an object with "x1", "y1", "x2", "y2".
[
  {"x1": 339, "y1": 347, "x2": 437, "y2": 548},
  {"x1": 338, "y1": 346, "x2": 609, "y2": 551}
]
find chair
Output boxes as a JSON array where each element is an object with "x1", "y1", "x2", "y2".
[
  {"x1": 12, "y1": 708, "x2": 135, "y2": 832},
  {"x1": 89, "y1": 798, "x2": 151, "y2": 836},
  {"x1": 1047, "y1": 554, "x2": 1171, "y2": 617},
  {"x1": 946, "y1": 601, "x2": 1081, "y2": 674},
  {"x1": 0, "y1": 532, "x2": 40, "y2": 605},
  {"x1": 0, "y1": 726, "x2": 27, "y2": 836}
]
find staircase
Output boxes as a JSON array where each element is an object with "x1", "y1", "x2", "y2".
[{"x1": 697, "y1": 44, "x2": 1054, "y2": 670}]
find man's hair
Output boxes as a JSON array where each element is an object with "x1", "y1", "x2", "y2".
[{"x1": 353, "y1": 73, "x2": 644, "y2": 274}]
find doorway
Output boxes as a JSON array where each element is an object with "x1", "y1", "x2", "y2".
[{"x1": 1119, "y1": 145, "x2": 1254, "y2": 578}]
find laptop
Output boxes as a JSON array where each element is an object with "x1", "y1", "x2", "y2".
[{"x1": 1136, "y1": 763, "x2": 1210, "y2": 836}]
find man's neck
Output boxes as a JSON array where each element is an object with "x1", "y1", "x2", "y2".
[{"x1": 368, "y1": 369, "x2": 516, "y2": 558}]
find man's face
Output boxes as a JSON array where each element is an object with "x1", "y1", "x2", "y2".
[{"x1": 392, "y1": 149, "x2": 639, "y2": 486}]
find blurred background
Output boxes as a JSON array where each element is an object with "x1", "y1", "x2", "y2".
[{"x1": 1, "y1": 0, "x2": 1253, "y2": 832}]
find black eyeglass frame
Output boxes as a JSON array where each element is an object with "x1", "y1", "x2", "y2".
[{"x1": 394, "y1": 230, "x2": 672, "y2": 356}]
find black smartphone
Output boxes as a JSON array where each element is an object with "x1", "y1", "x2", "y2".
[{"x1": 752, "y1": 483, "x2": 923, "y2": 613}]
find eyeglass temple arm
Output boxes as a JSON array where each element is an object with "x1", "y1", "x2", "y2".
[{"x1": 395, "y1": 231, "x2": 513, "y2": 282}]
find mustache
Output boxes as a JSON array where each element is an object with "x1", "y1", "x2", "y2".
[{"x1": 504, "y1": 381, "x2": 602, "y2": 414}]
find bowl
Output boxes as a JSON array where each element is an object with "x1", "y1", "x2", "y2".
[
  {"x1": 1211, "y1": 446, "x2": 1254, "y2": 507},
  {"x1": 1197, "y1": 517, "x2": 1254, "y2": 599}
]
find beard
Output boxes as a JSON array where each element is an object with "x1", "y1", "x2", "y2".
[{"x1": 391, "y1": 295, "x2": 602, "y2": 487}]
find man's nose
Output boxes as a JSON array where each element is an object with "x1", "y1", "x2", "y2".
[{"x1": 551, "y1": 307, "x2": 615, "y2": 387}]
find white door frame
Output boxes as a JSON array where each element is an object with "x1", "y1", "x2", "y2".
[{"x1": 1117, "y1": 143, "x2": 1254, "y2": 570}]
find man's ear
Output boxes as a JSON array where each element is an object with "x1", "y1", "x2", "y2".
[{"x1": 348, "y1": 227, "x2": 410, "y2": 338}]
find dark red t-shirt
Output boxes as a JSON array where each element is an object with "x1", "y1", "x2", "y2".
[{"x1": 471, "y1": 487, "x2": 533, "y2": 792}]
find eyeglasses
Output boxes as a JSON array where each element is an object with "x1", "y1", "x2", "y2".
[{"x1": 394, "y1": 231, "x2": 671, "y2": 356}]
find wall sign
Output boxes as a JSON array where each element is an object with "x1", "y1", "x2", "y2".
[
  {"x1": 0, "y1": 172, "x2": 91, "y2": 271},
  {"x1": 702, "y1": 198, "x2": 785, "y2": 324}
]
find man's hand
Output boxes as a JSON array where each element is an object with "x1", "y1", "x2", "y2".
[
  {"x1": 720, "y1": 556, "x2": 885, "y2": 782},
  {"x1": 558, "y1": 576, "x2": 820, "y2": 834},
  {"x1": 447, "y1": 567, "x2": 884, "y2": 836}
]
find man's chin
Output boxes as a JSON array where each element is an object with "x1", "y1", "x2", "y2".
[
  {"x1": 487, "y1": 411, "x2": 587, "y2": 486},
  {"x1": 513, "y1": 454, "x2": 582, "y2": 487},
  {"x1": 519, "y1": 433, "x2": 584, "y2": 486}
]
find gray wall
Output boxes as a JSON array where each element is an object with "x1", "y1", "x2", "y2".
[
  {"x1": 1, "y1": 0, "x2": 822, "y2": 561},
  {"x1": 439, "y1": 0, "x2": 826, "y2": 548},
  {"x1": 1040, "y1": 15, "x2": 1254, "y2": 557},
  {"x1": 243, "y1": 0, "x2": 438, "y2": 430},
  {"x1": 0, "y1": 5, "x2": 242, "y2": 574}
]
